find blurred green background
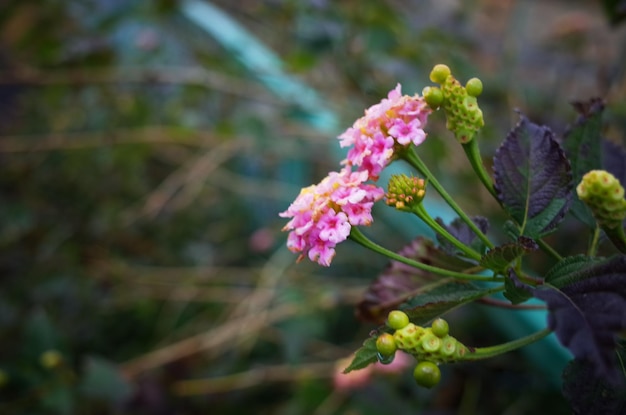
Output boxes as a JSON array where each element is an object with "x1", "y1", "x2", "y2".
[{"x1": 0, "y1": 0, "x2": 625, "y2": 414}]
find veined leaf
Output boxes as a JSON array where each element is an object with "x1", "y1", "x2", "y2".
[
  {"x1": 544, "y1": 254, "x2": 604, "y2": 288},
  {"x1": 531, "y1": 256, "x2": 626, "y2": 382},
  {"x1": 343, "y1": 337, "x2": 378, "y2": 373},
  {"x1": 480, "y1": 236, "x2": 538, "y2": 273},
  {"x1": 562, "y1": 99, "x2": 604, "y2": 228},
  {"x1": 436, "y1": 216, "x2": 489, "y2": 256},
  {"x1": 403, "y1": 282, "x2": 498, "y2": 326},
  {"x1": 356, "y1": 237, "x2": 474, "y2": 323},
  {"x1": 562, "y1": 353, "x2": 626, "y2": 414},
  {"x1": 493, "y1": 114, "x2": 572, "y2": 238}
]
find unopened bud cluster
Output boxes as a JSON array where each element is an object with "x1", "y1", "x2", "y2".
[
  {"x1": 376, "y1": 310, "x2": 469, "y2": 388},
  {"x1": 576, "y1": 170, "x2": 626, "y2": 229},
  {"x1": 385, "y1": 175, "x2": 427, "y2": 210},
  {"x1": 423, "y1": 64, "x2": 484, "y2": 144}
]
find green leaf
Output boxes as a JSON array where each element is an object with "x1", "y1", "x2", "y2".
[
  {"x1": 343, "y1": 337, "x2": 379, "y2": 373},
  {"x1": 562, "y1": 99, "x2": 605, "y2": 228},
  {"x1": 357, "y1": 237, "x2": 474, "y2": 322},
  {"x1": 493, "y1": 114, "x2": 573, "y2": 238},
  {"x1": 544, "y1": 255, "x2": 605, "y2": 288},
  {"x1": 480, "y1": 236, "x2": 538, "y2": 273},
  {"x1": 504, "y1": 269, "x2": 533, "y2": 304},
  {"x1": 403, "y1": 281, "x2": 498, "y2": 325}
]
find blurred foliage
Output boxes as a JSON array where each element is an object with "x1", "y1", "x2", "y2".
[{"x1": 0, "y1": 0, "x2": 624, "y2": 414}]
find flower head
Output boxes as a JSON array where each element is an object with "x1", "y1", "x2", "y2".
[
  {"x1": 339, "y1": 84, "x2": 431, "y2": 180},
  {"x1": 280, "y1": 168, "x2": 384, "y2": 266},
  {"x1": 426, "y1": 64, "x2": 484, "y2": 144},
  {"x1": 577, "y1": 170, "x2": 626, "y2": 229}
]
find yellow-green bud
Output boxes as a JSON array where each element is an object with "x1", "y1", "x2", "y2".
[
  {"x1": 40, "y1": 350, "x2": 63, "y2": 369},
  {"x1": 393, "y1": 323, "x2": 426, "y2": 351},
  {"x1": 577, "y1": 170, "x2": 626, "y2": 229},
  {"x1": 427, "y1": 64, "x2": 485, "y2": 144},
  {"x1": 385, "y1": 175, "x2": 427, "y2": 211},
  {"x1": 376, "y1": 333, "x2": 398, "y2": 357},
  {"x1": 430, "y1": 64, "x2": 451, "y2": 84},
  {"x1": 465, "y1": 77, "x2": 483, "y2": 97},
  {"x1": 422, "y1": 86, "x2": 444, "y2": 109}
]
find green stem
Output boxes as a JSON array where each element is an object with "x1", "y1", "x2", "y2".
[
  {"x1": 587, "y1": 225, "x2": 601, "y2": 257},
  {"x1": 348, "y1": 228, "x2": 498, "y2": 282},
  {"x1": 536, "y1": 238, "x2": 563, "y2": 262},
  {"x1": 461, "y1": 328, "x2": 552, "y2": 361},
  {"x1": 462, "y1": 139, "x2": 497, "y2": 199},
  {"x1": 402, "y1": 147, "x2": 494, "y2": 249},
  {"x1": 412, "y1": 204, "x2": 482, "y2": 261}
]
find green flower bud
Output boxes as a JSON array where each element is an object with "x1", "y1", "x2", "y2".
[
  {"x1": 430, "y1": 64, "x2": 451, "y2": 84},
  {"x1": 465, "y1": 77, "x2": 483, "y2": 97},
  {"x1": 577, "y1": 170, "x2": 626, "y2": 229},
  {"x1": 413, "y1": 361, "x2": 441, "y2": 388},
  {"x1": 40, "y1": 350, "x2": 63, "y2": 369},
  {"x1": 376, "y1": 333, "x2": 397, "y2": 357},
  {"x1": 385, "y1": 175, "x2": 427, "y2": 211},
  {"x1": 430, "y1": 318, "x2": 449, "y2": 338},
  {"x1": 440, "y1": 336, "x2": 457, "y2": 356},
  {"x1": 428, "y1": 65, "x2": 485, "y2": 143},
  {"x1": 393, "y1": 323, "x2": 426, "y2": 351},
  {"x1": 387, "y1": 310, "x2": 410, "y2": 330},
  {"x1": 421, "y1": 331, "x2": 442, "y2": 353},
  {"x1": 422, "y1": 86, "x2": 444, "y2": 109}
]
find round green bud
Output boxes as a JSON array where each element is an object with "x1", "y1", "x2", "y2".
[
  {"x1": 40, "y1": 350, "x2": 63, "y2": 369},
  {"x1": 376, "y1": 333, "x2": 397, "y2": 357},
  {"x1": 413, "y1": 361, "x2": 441, "y2": 388},
  {"x1": 430, "y1": 318, "x2": 449, "y2": 338},
  {"x1": 421, "y1": 331, "x2": 442, "y2": 352},
  {"x1": 465, "y1": 77, "x2": 483, "y2": 97},
  {"x1": 430, "y1": 64, "x2": 451, "y2": 84},
  {"x1": 440, "y1": 336, "x2": 457, "y2": 356},
  {"x1": 387, "y1": 310, "x2": 410, "y2": 330},
  {"x1": 422, "y1": 86, "x2": 444, "y2": 109}
]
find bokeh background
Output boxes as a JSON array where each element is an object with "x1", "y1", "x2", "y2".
[{"x1": 1, "y1": 0, "x2": 625, "y2": 414}]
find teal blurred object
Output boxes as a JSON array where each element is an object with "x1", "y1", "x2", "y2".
[{"x1": 180, "y1": 0, "x2": 570, "y2": 387}]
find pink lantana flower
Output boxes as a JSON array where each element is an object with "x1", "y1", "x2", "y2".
[
  {"x1": 338, "y1": 84, "x2": 431, "y2": 180},
  {"x1": 280, "y1": 168, "x2": 384, "y2": 266}
]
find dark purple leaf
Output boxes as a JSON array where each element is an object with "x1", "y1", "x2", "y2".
[
  {"x1": 531, "y1": 256, "x2": 626, "y2": 383},
  {"x1": 562, "y1": 355, "x2": 626, "y2": 415},
  {"x1": 356, "y1": 237, "x2": 473, "y2": 323},
  {"x1": 603, "y1": 140, "x2": 626, "y2": 187},
  {"x1": 435, "y1": 216, "x2": 489, "y2": 256},
  {"x1": 493, "y1": 114, "x2": 573, "y2": 238},
  {"x1": 562, "y1": 98, "x2": 604, "y2": 228}
]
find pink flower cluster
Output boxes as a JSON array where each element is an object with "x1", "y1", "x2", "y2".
[
  {"x1": 280, "y1": 84, "x2": 431, "y2": 266},
  {"x1": 280, "y1": 168, "x2": 384, "y2": 266},
  {"x1": 339, "y1": 84, "x2": 431, "y2": 179}
]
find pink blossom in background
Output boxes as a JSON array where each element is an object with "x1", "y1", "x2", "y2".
[
  {"x1": 333, "y1": 352, "x2": 414, "y2": 392},
  {"x1": 338, "y1": 84, "x2": 431, "y2": 180},
  {"x1": 279, "y1": 167, "x2": 384, "y2": 266}
]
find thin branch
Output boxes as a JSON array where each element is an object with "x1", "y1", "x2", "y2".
[
  {"x1": 172, "y1": 361, "x2": 337, "y2": 395},
  {"x1": 120, "y1": 302, "x2": 300, "y2": 379}
]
